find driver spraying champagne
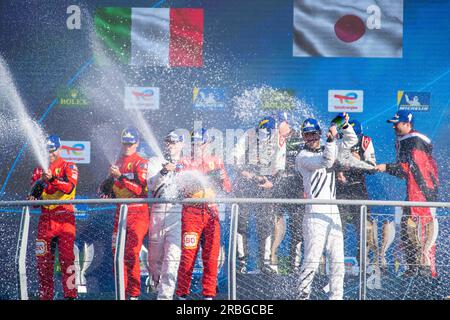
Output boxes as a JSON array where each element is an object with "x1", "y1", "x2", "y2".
[
  {"x1": 29, "y1": 135, "x2": 79, "y2": 300},
  {"x1": 175, "y1": 128, "x2": 232, "y2": 300},
  {"x1": 147, "y1": 131, "x2": 185, "y2": 300},
  {"x1": 295, "y1": 114, "x2": 359, "y2": 300},
  {"x1": 98, "y1": 127, "x2": 149, "y2": 300}
]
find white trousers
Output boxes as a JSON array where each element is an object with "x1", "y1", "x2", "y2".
[
  {"x1": 298, "y1": 212, "x2": 345, "y2": 300},
  {"x1": 148, "y1": 204, "x2": 182, "y2": 300}
]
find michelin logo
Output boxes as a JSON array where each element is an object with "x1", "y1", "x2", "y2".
[{"x1": 397, "y1": 91, "x2": 430, "y2": 111}]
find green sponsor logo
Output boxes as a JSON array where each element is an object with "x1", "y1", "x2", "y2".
[
  {"x1": 261, "y1": 89, "x2": 295, "y2": 110},
  {"x1": 58, "y1": 88, "x2": 89, "y2": 107}
]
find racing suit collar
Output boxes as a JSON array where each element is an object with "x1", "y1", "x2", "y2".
[
  {"x1": 49, "y1": 156, "x2": 64, "y2": 168},
  {"x1": 120, "y1": 151, "x2": 138, "y2": 161}
]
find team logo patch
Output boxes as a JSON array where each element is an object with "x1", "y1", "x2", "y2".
[
  {"x1": 139, "y1": 162, "x2": 147, "y2": 169},
  {"x1": 127, "y1": 163, "x2": 133, "y2": 170},
  {"x1": 362, "y1": 136, "x2": 371, "y2": 150},
  {"x1": 55, "y1": 168, "x2": 61, "y2": 175},
  {"x1": 36, "y1": 240, "x2": 47, "y2": 256},
  {"x1": 123, "y1": 173, "x2": 134, "y2": 180},
  {"x1": 183, "y1": 232, "x2": 198, "y2": 249},
  {"x1": 208, "y1": 162, "x2": 215, "y2": 171}
]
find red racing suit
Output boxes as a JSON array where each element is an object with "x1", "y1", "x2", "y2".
[
  {"x1": 176, "y1": 155, "x2": 232, "y2": 297},
  {"x1": 386, "y1": 131, "x2": 439, "y2": 277},
  {"x1": 31, "y1": 157, "x2": 78, "y2": 300},
  {"x1": 100, "y1": 152, "x2": 150, "y2": 298}
]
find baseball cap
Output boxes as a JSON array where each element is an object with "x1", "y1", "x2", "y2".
[
  {"x1": 258, "y1": 116, "x2": 276, "y2": 131},
  {"x1": 121, "y1": 128, "x2": 139, "y2": 144},
  {"x1": 387, "y1": 110, "x2": 414, "y2": 124},
  {"x1": 190, "y1": 128, "x2": 212, "y2": 144},
  {"x1": 164, "y1": 131, "x2": 184, "y2": 143},
  {"x1": 301, "y1": 118, "x2": 321, "y2": 133},
  {"x1": 46, "y1": 135, "x2": 61, "y2": 152},
  {"x1": 349, "y1": 119, "x2": 363, "y2": 136}
]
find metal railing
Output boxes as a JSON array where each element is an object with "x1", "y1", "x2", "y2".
[{"x1": 2, "y1": 197, "x2": 449, "y2": 300}]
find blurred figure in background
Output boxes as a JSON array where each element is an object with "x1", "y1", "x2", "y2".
[
  {"x1": 234, "y1": 115, "x2": 291, "y2": 274},
  {"x1": 336, "y1": 119, "x2": 379, "y2": 267},
  {"x1": 275, "y1": 120, "x2": 304, "y2": 273}
]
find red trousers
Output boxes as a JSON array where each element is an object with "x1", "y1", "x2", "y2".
[
  {"x1": 112, "y1": 204, "x2": 150, "y2": 298},
  {"x1": 36, "y1": 212, "x2": 77, "y2": 300},
  {"x1": 176, "y1": 204, "x2": 221, "y2": 297}
]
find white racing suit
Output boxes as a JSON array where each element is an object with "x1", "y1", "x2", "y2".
[
  {"x1": 294, "y1": 126, "x2": 357, "y2": 300},
  {"x1": 147, "y1": 157, "x2": 182, "y2": 300}
]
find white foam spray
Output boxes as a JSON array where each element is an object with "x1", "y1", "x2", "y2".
[{"x1": 0, "y1": 55, "x2": 49, "y2": 169}]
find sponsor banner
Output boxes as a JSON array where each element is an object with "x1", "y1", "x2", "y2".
[
  {"x1": 57, "y1": 88, "x2": 89, "y2": 107},
  {"x1": 344, "y1": 257, "x2": 360, "y2": 276},
  {"x1": 260, "y1": 89, "x2": 296, "y2": 110},
  {"x1": 74, "y1": 202, "x2": 89, "y2": 220},
  {"x1": 328, "y1": 90, "x2": 363, "y2": 112},
  {"x1": 60, "y1": 141, "x2": 91, "y2": 164},
  {"x1": 74, "y1": 211, "x2": 88, "y2": 220},
  {"x1": 124, "y1": 86, "x2": 160, "y2": 110},
  {"x1": 397, "y1": 91, "x2": 430, "y2": 111},
  {"x1": 193, "y1": 87, "x2": 226, "y2": 110},
  {"x1": 324, "y1": 256, "x2": 359, "y2": 276}
]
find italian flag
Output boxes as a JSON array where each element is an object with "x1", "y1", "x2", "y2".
[{"x1": 94, "y1": 8, "x2": 204, "y2": 67}]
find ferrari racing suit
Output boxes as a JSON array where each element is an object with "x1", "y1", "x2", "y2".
[
  {"x1": 31, "y1": 157, "x2": 78, "y2": 300},
  {"x1": 100, "y1": 151, "x2": 150, "y2": 298},
  {"x1": 175, "y1": 155, "x2": 232, "y2": 298}
]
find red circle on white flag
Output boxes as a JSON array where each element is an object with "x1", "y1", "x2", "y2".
[{"x1": 334, "y1": 15, "x2": 365, "y2": 43}]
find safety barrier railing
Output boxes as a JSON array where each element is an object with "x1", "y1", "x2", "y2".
[{"x1": 1, "y1": 197, "x2": 449, "y2": 300}]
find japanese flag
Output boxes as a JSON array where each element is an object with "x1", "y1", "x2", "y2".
[{"x1": 293, "y1": 0, "x2": 403, "y2": 58}]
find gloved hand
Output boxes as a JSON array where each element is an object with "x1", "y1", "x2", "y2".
[
  {"x1": 331, "y1": 112, "x2": 350, "y2": 130},
  {"x1": 29, "y1": 179, "x2": 46, "y2": 199}
]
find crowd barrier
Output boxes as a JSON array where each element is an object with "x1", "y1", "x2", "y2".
[{"x1": 1, "y1": 198, "x2": 449, "y2": 300}]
